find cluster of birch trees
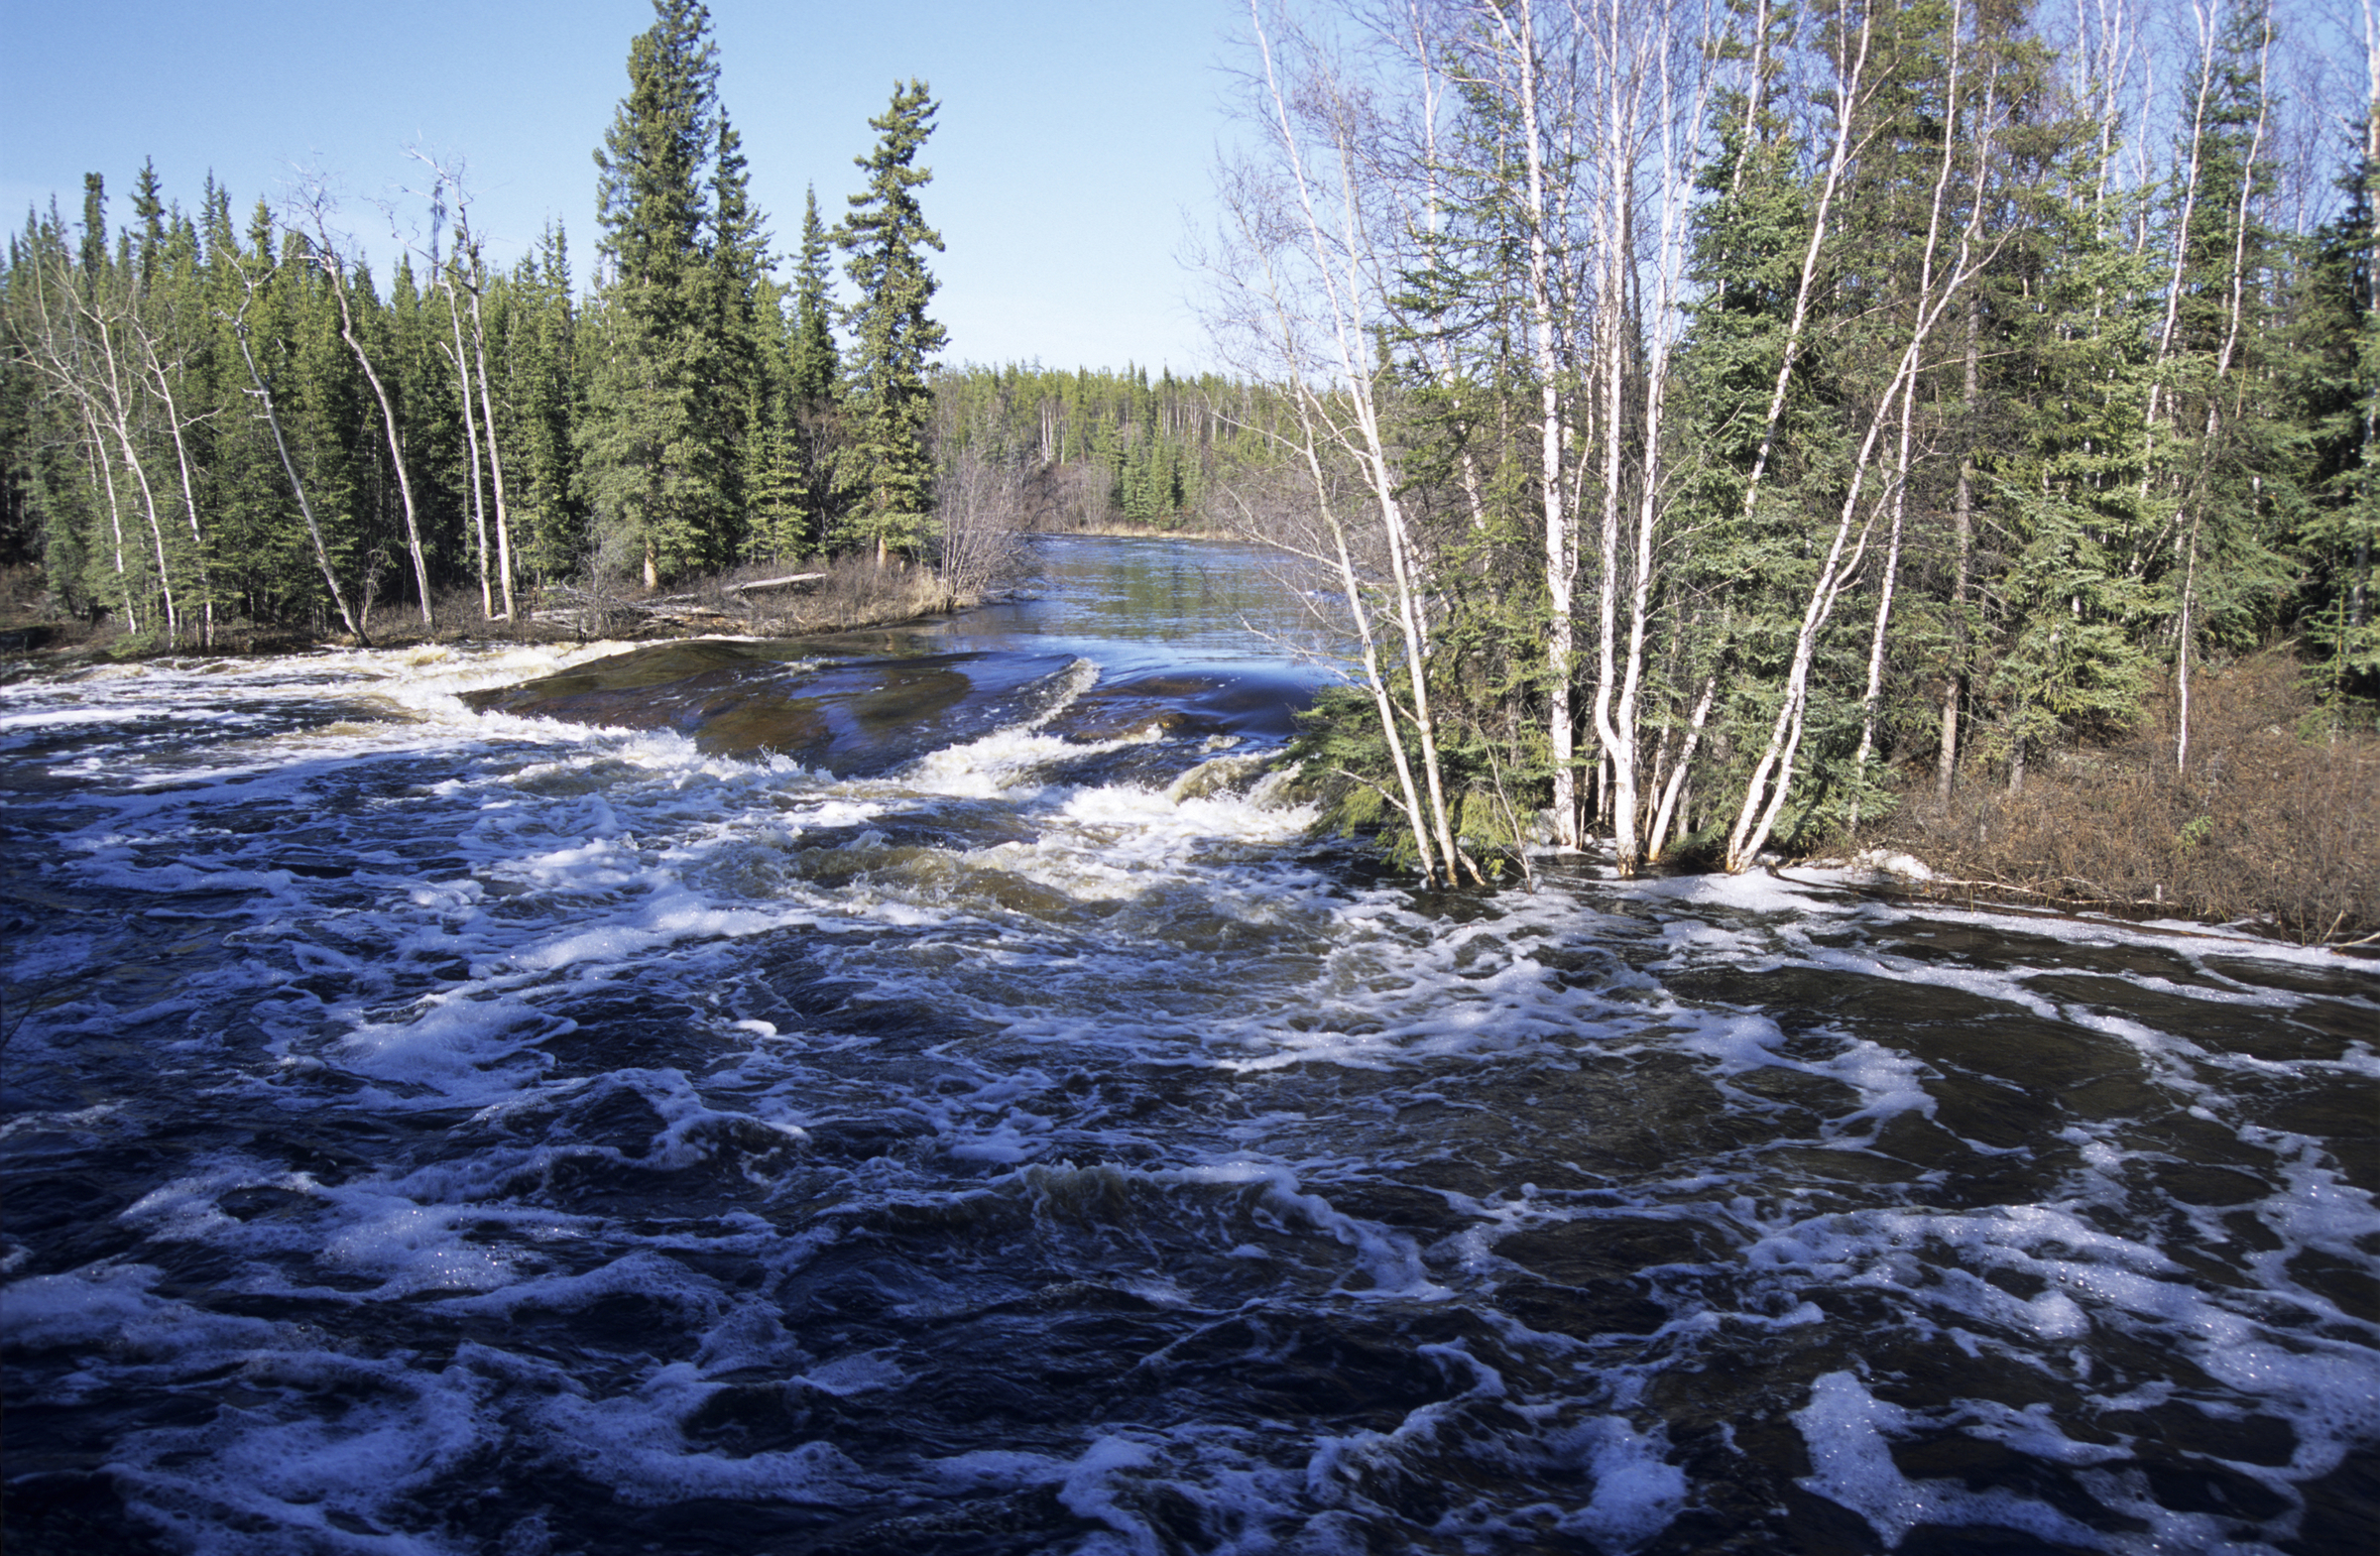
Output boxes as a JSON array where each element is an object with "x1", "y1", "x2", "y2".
[
  {"x1": 1214, "y1": 0, "x2": 2380, "y2": 880},
  {"x1": 0, "y1": 166, "x2": 581, "y2": 645}
]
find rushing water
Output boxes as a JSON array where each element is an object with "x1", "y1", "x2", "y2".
[{"x1": 3, "y1": 535, "x2": 2376, "y2": 1556}]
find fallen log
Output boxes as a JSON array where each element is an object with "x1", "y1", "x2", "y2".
[{"x1": 724, "y1": 573, "x2": 827, "y2": 593}]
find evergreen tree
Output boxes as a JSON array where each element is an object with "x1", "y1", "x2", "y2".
[
  {"x1": 706, "y1": 108, "x2": 770, "y2": 561},
  {"x1": 580, "y1": 0, "x2": 729, "y2": 587},
  {"x1": 789, "y1": 185, "x2": 838, "y2": 409},
  {"x1": 2298, "y1": 151, "x2": 2380, "y2": 704},
  {"x1": 735, "y1": 184, "x2": 842, "y2": 561},
  {"x1": 509, "y1": 224, "x2": 585, "y2": 580},
  {"x1": 835, "y1": 79, "x2": 945, "y2": 567}
]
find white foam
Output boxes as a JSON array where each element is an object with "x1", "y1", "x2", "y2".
[
  {"x1": 1554, "y1": 1416, "x2": 1688, "y2": 1546},
  {"x1": 0, "y1": 1262, "x2": 278, "y2": 1355}
]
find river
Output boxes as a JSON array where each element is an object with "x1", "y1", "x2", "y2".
[{"x1": 3, "y1": 535, "x2": 2375, "y2": 1555}]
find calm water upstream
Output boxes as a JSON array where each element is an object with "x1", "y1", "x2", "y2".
[{"x1": 3, "y1": 535, "x2": 2375, "y2": 1555}]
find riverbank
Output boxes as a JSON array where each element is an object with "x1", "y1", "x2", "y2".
[
  {"x1": 0, "y1": 553, "x2": 979, "y2": 673},
  {"x1": 1025, "y1": 518, "x2": 1246, "y2": 542},
  {"x1": 1869, "y1": 653, "x2": 2379, "y2": 946}
]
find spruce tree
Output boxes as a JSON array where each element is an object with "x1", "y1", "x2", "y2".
[
  {"x1": 835, "y1": 79, "x2": 945, "y2": 567},
  {"x1": 511, "y1": 224, "x2": 584, "y2": 580},
  {"x1": 580, "y1": 0, "x2": 727, "y2": 587},
  {"x1": 2300, "y1": 154, "x2": 2380, "y2": 705},
  {"x1": 707, "y1": 109, "x2": 769, "y2": 562},
  {"x1": 772, "y1": 185, "x2": 843, "y2": 555},
  {"x1": 789, "y1": 186, "x2": 838, "y2": 410}
]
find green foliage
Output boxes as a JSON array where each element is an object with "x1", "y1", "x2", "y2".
[
  {"x1": 743, "y1": 187, "x2": 843, "y2": 563},
  {"x1": 834, "y1": 80, "x2": 946, "y2": 565},
  {"x1": 578, "y1": 0, "x2": 755, "y2": 584},
  {"x1": 928, "y1": 362, "x2": 1292, "y2": 530}
]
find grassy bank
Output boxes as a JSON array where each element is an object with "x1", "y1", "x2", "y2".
[
  {"x1": 1875, "y1": 654, "x2": 2379, "y2": 946},
  {"x1": 0, "y1": 554, "x2": 976, "y2": 667}
]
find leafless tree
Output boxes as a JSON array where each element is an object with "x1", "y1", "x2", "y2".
[
  {"x1": 934, "y1": 446, "x2": 1032, "y2": 604},
  {"x1": 406, "y1": 152, "x2": 517, "y2": 621},
  {"x1": 1208, "y1": 0, "x2": 1474, "y2": 884},
  {"x1": 225, "y1": 273, "x2": 370, "y2": 645},
  {"x1": 294, "y1": 179, "x2": 433, "y2": 630}
]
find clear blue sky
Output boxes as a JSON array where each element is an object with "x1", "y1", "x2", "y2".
[{"x1": 1, "y1": 0, "x2": 1238, "y2": 372}]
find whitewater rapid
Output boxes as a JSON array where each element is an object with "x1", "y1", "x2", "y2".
[{"x1": 4, "y1": 559, "x2": 2376, "y2": 1555}]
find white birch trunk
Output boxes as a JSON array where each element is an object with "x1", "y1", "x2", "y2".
[
  {"x1": 2176, "y1": 1, "x2": 2270, "y2": 777},
  {"x1": 1502, "y1": 0, "x2": 1585, "y2": 850},
  {"x1": 75, "y1": 398, "x2": 137, "y2": 629},
  {"x1": 231, "y1": 300, "x2": 369, "y2": 645},
  {"x1": 1850, "y1": 0, "x2": 1974, "y2": 830},
  {"x1": 463, "y1": 243, "x2": 518, "y2": 621},
  {"x1": 1241, "y1": 0, "x2": 1463, "y2": 881},
  {"x1": 82, "y1": 303, "x2": 178, "y2": 642},
  {"x1": 137, "y1": 334, "x2": 213, "y2": 644},
  {"x1": 441, "y1": 292, "x2": 495, "y2": 621},
  {"x1": 311, "y1": 231, "x2": 434, "y2": 631}
]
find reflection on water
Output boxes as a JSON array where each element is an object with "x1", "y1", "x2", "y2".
[
  {"x1": 927, "y1": 533, "x2": 1340, "y2": 666},
  {"x1": 2, "y1": 537, "x2": 2375, "y2": 1555}
]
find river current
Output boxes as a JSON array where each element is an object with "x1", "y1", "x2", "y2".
[{"x1": 3, "y1": 536, "x2": 2375, "y2": 1555}]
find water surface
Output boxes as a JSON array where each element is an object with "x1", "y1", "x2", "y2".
[{"x1": 4, "y1": 535, "x2": 2375, "y2": 1554}]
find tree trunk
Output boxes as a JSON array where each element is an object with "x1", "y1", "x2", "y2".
[
  {"x1": 318, "y1": 243, "x2": 433, "y2": 630},
  {"x1": 1724, "y1": 0, "x2": 1989, "y2": 872},
  {"x1": 1646, "y1": 670, "x2": 1717, "y2": 862},
  {"x1": 1241, "y1": 0, "x2": 1466, "y2": 883},
  {"x1": 1937, "y1": 294, "x2": 1978, "y2": 806},
  {"x1": 441, "y1": 293, "x2": 494, "y2": 620},
  {"x1": 74, "y1": 398, "x2": 137, "y2": 630},
  {"x1": 233, "y1": 306, "x2": 369, "y2": 646},
  {"x1": 465, "y1": 256, "x2": 518, "y2": 620},
  {"x1": 1503, "y1": 0, "x2": 1584, "y2": 851},
  {"x1": 140, "y1": 341, "x2": 213, "y2": 645}
]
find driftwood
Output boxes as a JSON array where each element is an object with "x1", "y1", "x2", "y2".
[
  {"x1": 725, "y1": 572, "x2": 826, "y2": 593},
  {"x1": 527, "y1": 574, "x2": 825, "y2": 630}
]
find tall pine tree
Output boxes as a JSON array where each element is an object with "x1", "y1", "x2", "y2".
[
  {"x1": 835, "y1": 79, "x2": 945, "y2": 567},
  {"x1": 580, "y1": 0, "x2": 736, "y2": 588}
]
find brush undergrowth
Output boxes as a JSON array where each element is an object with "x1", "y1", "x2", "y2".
[{"x1": 1879, "y1": 654, "x2": 2378, "y2": 945}]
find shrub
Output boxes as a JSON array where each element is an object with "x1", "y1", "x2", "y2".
[{"x1": 1881, "y1": 654, "x2": 2379, "y2": 944}]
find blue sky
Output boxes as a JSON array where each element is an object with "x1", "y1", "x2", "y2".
[{"x1": 2, "y1": 0, "x2": 1238, "y2": 372}]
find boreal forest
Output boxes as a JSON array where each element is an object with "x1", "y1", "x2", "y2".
[{"x1": 3, "y1": 0, "x2": 2376, "y2": 938}]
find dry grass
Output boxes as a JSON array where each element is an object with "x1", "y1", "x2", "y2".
[
  {"x1": 453, "y1": 554, "x2": 960, "y2": 643},
  {"x1": 749, "y1": 553, "x2": 951, "y2": 633},
  {"x1": 1881, "y1": 654, "x2": 2380, "y2": 944}
]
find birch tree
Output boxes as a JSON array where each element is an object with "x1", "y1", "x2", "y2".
[
  {"x1": 1211, "y1": 0, "x2": 1471, "y2": 883},
  {"x1": 298, "y1": 186, "x2": 433, "y2": 629},
  {"x1": 408, "y1": 154, "x2": 517, "y2": 621},
  {"x1": 1720, "y1": 0, "x2": 2001, "y2": 872}
]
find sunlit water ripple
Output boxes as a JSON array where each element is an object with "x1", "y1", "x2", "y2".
[{"x1": 3, "y1": 537, "x2": 2375, "y2": 1555}]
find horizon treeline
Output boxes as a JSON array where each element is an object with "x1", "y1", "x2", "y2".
[
  {"x1": 0, "y1": 0, "x2": 1234, "y2": 645},
  {"x1": 1218, "y1": 0, "x2": 2378, "y2": 884},
  {"x1": 931, "y1": 361, "x2": 1294, "y2": 528}
]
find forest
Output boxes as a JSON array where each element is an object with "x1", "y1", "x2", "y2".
[
  {"x1": 0, "y1": 0, "x2": 1241, "y2": 646},
  {"x1": 1195, "y1": 0, "x2": 2377, "y2": 939},
  {"x1": 2, "y1": 0, "x2": 2376, "y2": 938}
]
